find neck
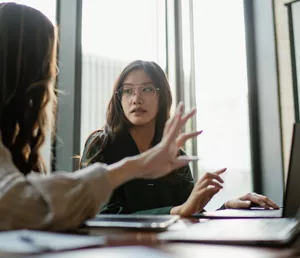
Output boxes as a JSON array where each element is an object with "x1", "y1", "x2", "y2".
[{"x1": 129, "y1": 122, "x2": 155, "y2": 153}]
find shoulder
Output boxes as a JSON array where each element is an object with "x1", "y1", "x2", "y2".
[
  {"x1": 84, "y1": 130, "x2": 104, "y2": 149},
  {"x1": 81, "y1": 130, "x2": 105, "y2": 167}
]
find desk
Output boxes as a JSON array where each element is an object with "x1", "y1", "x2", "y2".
[{"x1": 29, "y1": 219, "x2": 300, "y2": 258}]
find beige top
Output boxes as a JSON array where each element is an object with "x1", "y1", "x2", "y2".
[{"x1": 0, "y1": 136, "x2": 113, "y2": 231}]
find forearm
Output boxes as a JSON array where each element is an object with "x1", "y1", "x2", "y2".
[
  {"x1": 0, "y1": 163, "x2": 113, "y2": 231},
  {"x1": 105, "y1": 156, "x2": 145, "y2": 189}
]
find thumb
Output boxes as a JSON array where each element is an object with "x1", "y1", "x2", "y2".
[{"x1": 171, "y1": 156, "x2": 199, "y2": 170}]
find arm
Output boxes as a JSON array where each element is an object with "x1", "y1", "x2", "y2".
[
  {"x1": 81, "y1": 131, "x2": 128, "y2": 215},
  {"x1": 0, "y1": 156, "x2": 145, "y2": 231},
  {"x1": 0, "y1": 102, "x2": 199, "y2": 229},
  {"x1": 0, "y1": 162, "x2": 113, "y2": 231}
]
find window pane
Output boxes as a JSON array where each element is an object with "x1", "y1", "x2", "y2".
[
  {"x1": 81, "y1": 0, "x2": 166, "y2": 152},
  {"x1": 193, "y1": 0, "x2": 252, "y2": 209}
]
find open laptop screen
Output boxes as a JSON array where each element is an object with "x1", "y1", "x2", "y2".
[{"x1": 283, "y1": 123, "x2": 300, "y2": 217}]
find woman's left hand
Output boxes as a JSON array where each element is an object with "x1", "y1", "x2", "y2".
[{"x1": 224, "y1": 192, "x2": 280, "y2": 209}]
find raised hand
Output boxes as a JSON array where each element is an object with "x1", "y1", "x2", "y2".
[
  {"x1": 171, "y1": 168, "x2": 226, "y2": 216},
  {"x1": 138, "y1": 102, "x2": 201, "y2": 179}
]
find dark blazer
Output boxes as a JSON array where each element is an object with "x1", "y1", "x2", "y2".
[{"x1": 81, "y1": 130, "x2": 194, "y2": 214}]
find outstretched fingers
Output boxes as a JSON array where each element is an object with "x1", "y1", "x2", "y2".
[
  {"x1": 164, "y1": 103, "x2": 197, "y2": 145},
  {"x1": 181, "y1": 107, "x2": 196, "y2": 125},
  {"x1": 170, "y1": 155, "x2": 199, "y2": 170},
  {"x1": 176, "y1": 130, "x2": 203, "y2": 148},
  {"x1": 200, "y1": 168, "x2": 227, "y2": 184},
  {"x1": 163, "y1": 102, "x2": 184, "y2": 136}
]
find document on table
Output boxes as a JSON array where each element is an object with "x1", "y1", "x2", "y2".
[
  {"x1": 21, "y1": 246, "x2": 176, "y2": 258},
  {"x1": 0, "y1": 230, "x2": 105, "y2": 255}
]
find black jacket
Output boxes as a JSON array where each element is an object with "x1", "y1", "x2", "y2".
[{"x1": 81, "y1": 131, "x2": 194, "y2": 214}]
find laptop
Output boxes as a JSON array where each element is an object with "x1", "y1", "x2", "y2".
[
  {"x1": 158, "y1": 123, "x2": 300, "y2": 245},
  {"x1": 195, "y1": 207, "x2": 282, "y2": 219},
  {"x1": 193, "y1": 123, "x2": 300, "y2": 219},
  {"x1": 84, "y1": 214, "x2": 179, "y2": 231}
]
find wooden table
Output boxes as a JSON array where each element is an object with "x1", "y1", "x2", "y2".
[{"x1": 26, "y1": 218, "x2": 300, "y2": 258}]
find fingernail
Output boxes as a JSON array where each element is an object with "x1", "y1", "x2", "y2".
[
  {"x1": 177, "y1": 101, "x2": 184, "y2": 108},
  {"x1": 195, "y1": 130, "x2": 203, "y2": 136}
]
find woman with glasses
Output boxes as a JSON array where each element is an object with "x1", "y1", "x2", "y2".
[
  {"x1": 81, "y1": 60, "x2": 279, "y2": 215},
  {"x1": 81, "y1": 60, "x2": 216, "y2": 215}
]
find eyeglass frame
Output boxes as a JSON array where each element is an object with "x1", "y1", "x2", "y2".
[{"x1": 115, "y1": 84, "x2": 160, "y2": 101}]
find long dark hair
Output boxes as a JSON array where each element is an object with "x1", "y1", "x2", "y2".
[
  {"x1": 82, "y1": 60, "x2": 172, "y2": 167},
  {"x1": 0, "y1": 3, "x2": 57, "y2": 174}
]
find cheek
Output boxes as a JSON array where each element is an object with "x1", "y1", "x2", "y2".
[
  {"x1": 121, "y1": 101, "x2": 128, "y2": 112},
  {"x1": 121, "y1": 101, "x2": 130, "y2": 118},
  {"x1": 155, "y1": 99, "x2": 159, "y2": 114},
  {"x1": 150, "y1": 98, "x2": 159, "y2": 117}
]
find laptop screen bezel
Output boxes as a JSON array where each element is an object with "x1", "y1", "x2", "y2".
[{"x1": 282, "y1": 123, "x2": 300, "y2": 218}]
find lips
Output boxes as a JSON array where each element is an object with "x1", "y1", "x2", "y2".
[{"x1": 131, "y1": 107, "x2": 146, "y2": 113}]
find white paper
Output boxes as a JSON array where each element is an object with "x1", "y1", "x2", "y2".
[{"x1": 0, "y1": 230, "x2": 105, "y2": 254}]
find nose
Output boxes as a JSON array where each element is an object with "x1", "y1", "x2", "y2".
[{"x1": 132, "y1": 88, "x2": 143, "y2": 104}]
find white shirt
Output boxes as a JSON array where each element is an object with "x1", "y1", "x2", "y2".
[{"x1": 0, "y1": 136, "x2": 112, "y2": 231}]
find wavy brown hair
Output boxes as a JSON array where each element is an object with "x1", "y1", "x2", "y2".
[
  {"x1": 81, "y1": 60, "x2": 172, "y2": 167},
  {"x1": 0, "y1": 3, "x2": 57, "y2": 175}
]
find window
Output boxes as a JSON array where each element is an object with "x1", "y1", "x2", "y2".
[
  {"x1": 192, "y1": 0, "x2": 252, "y2": 209},
  {"x1": 80, "y1": 0, "x2": 166, "y2": 152}
]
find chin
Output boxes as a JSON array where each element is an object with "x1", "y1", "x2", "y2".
[
  {"x1": 129, "y1": 117, "x2": 153, "y2": 126},
  {"x1": 130, "y1": 120, "x2": 150, "y2": 126}
]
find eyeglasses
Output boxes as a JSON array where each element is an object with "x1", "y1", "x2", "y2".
[{"x1": 116, "y1": 85, "x2": 160, "y2": 101}]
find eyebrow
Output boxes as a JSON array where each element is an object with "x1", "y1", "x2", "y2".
[{"x1": 122, "y1": 81, "x2": 153, "y2": 86}]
